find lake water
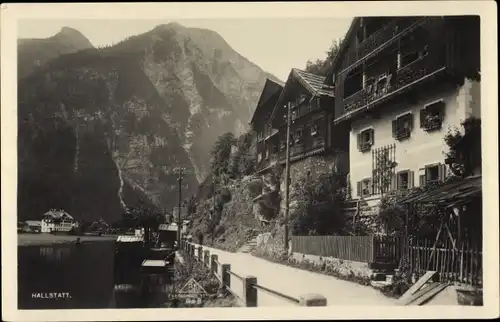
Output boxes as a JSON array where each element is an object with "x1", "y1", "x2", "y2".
[{"x1": 18, "y1": 240, "x2": 173, "y2": 309}]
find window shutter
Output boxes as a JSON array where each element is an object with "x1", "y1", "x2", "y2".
[
  {"x1": 392, "y1": 120, "x2": 397, "y2": 138},
  {"x1": 419, "y1": 174, "x2": 426, "y2": 187},
  {"x1": 438, "y1": 164, "x2": 447, "y2": 182},
  {"x1": 438, "y1": 102, "x2": 446, "y2": 122},
  {"x1": 408, "y1": 114, "x2": 414, "y2": 130},
  {"x1": 369, "y1": 129, "x2": 375, "y2": 145},
  {"x1": 391, "y1": 173, "x2": 398, "y2": 191},
  {"x1": 408, "y1": 171, "x2": 415, "y2": 188},
  {"x1": 357, "y1": 133, "x2": 362, "y2": 150},
  {"x1": 317, "y1": 97, "x2": 321, "y2": 109},
  {"x1": 357, "y1": 181, "x2": 362, "y2": 197},
  {"x1": 368, "y1": 178, "x2": 373, "y2": 196},
  {"x1": 420, "y1": 109, "x2": 427, "y2": 128}
]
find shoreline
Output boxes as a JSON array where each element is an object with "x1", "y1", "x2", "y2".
[{"x1": 18, "y1": 233, "x2": 118, "y2": 246}]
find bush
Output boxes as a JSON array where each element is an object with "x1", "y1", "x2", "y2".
[
  {"x1": 246, "y1": 180, "x2": 263, "y2": 197},
  {"x1": 291, "y1": 171, "x2": 348, "y2": 236}
]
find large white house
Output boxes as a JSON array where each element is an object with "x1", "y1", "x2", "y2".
[
  {"x1": 41, "y1": 209, "x2": 77, "y2": 233},
  {"x1": 327, "y1": 16, "x2": 480, "y2": 210}
]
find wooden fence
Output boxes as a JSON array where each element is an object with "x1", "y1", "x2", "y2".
[
  {"x1": 407, "y1": 237, "x2": 482, "y2": 286},
  {"x1": 291, "y1": 235, "x2": 401, "y2": 264},
  {"x1": 180, "y1": 239, "x2": 327, "y2": 307}
]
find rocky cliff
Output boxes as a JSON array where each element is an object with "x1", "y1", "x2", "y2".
[{"x1": 18, "y1": 23, "x2": 280, "y2": 222}]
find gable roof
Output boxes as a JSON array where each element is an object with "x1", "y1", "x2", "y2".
[
  {"x1": 25, "y1": 220, "x2": 41, "y2": 226},
  {"x1": 292, "y1": 68, "x2": 334, "y2": 97},
  {"x1": 269, "y1": 68, "x2": 334, "y2": 123},
  {"x1": 249, "y1": 78, "x2": 285, "y2": 124},
  {"x1": 43, "y1": 209, "x2": 74, "y2": 220}
]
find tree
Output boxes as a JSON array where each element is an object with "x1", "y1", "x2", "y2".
[
  {"x1": 210, "y1": 132, "x2": 237, "y2": 180},
  {"x1": 305, "y1": 38, "x2": 344, "y2": 76},
  {"x1": 291, "y1": 170, "x2": 348, "y2": 236},
  {"x1": 444, "y1": 116, "x2": 481, "y2": 178},
  {"x1": 229, "y1": 130, "x2": 256, "y2": 178}
]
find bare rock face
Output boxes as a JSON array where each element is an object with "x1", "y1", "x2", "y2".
[{"x1": 17, "y1": 24, "x2": 280, "y2": 223}]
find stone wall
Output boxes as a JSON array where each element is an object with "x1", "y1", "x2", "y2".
[
  {"x1": 282, "y1": 153, "x2": 346, "y2": 189},
  {"x1": 291, "y1": 252, "x2": 374, "y2": 280}
]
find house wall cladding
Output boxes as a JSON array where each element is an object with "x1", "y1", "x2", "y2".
[{"x1": 349, "y1": 79, "x2": 480, "y2": 198}]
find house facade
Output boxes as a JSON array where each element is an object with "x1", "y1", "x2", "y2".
[
  {"x1": 251, "y1": 69, "x2": 349, "y2": 178},
  {"x1": 328, "y1": 16, "x2": 480, "y2": 207},
  {"x1": 41, "y1": 209, "x2": 77, "y2": 233},
  {"x1": 250, "y1": 78, "x2": 285, "y2": 172}
]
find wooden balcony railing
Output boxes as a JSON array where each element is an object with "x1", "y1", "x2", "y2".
[
  {"x1": 341, "y1": 53, "x2": 446, "y2": 116},
  {"x1": 285, "y1": 100, "x2": 321, "y2": 124},
  {"x1": 340, "y1": 17, "x2": 428, "y2": 72}
]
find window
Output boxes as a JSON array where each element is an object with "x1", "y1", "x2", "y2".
[
  {"x1": 298, "y1": 94, "x2": 307, "y2": 105},
  {"x1": 419, "y1": 164, "x2": 447, "y2": 187},
  {"x1": 365, "y1": 77, "x2": 375, "y2": 91},
  {"x1": 344, "y1": 68, "x2": 363, "y2": 98},
  {"x1": 420, "y1": 100, "x2": 445, "y2": 132},
  {"x1": 357, "y1": 178, "x2": 372, "y2": 197},
  {"x1": 400, "y1": 42, "x2": 428, "y2": 68},
  {"x1": 295, "y1": 129, "x2": 303, "y2": 143},
  {"x1": 357, "y1": 128, "x2": 374, "y2": 152},
  {"x1": 311, "y1": 124, "x2": 319, "y2": 136},
  {"x1": 396, "y1": 170, "x2": 414, "y2": 190},
  {"x1": 392, "y1": 113, "x2": 414, "y2": 140},
  {"x1": 365, "y1": 73, "x2": 392, "y2": 97}
]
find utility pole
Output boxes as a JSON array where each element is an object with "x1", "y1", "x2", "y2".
[
  {"x1": 284, "y1": 101, "x2": 292, "y2": 255},
  {"x1": 174, "y1": 167, "x2": 185, "y2": 248},
  {"x1": 212, "y1": 172, "x2": 216, "y2": 220}
]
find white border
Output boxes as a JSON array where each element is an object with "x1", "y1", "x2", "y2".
[{"x1": 2, "y1": 2, "x2": 498, "y2": 321}]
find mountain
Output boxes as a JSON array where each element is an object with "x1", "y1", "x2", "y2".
[
  {"x1": 18, "y1": 27, "x2": 95, "y2": 79},
  {"x1": 18, "y1": 23, "x2": 281, "y2": 223}
]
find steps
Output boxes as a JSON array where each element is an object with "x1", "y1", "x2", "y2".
[
  {"x1": 237, "y1": 236, "x2": 259, "y2": 253},
  {"x1": 369, "y1": 268, "x2": 396, "y2": 289}
]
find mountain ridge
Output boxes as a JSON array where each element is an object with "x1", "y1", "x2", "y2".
[
  {"x1": 17, "y1": 23, "x2": 280, "y2": 223},
  {"x1": 18, "y1": 26, "x2": 95, "y2": 79}
]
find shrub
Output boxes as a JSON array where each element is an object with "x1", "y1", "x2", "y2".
[
  {"x1": 291, "y1": 171, "x2": 348, "y2": 236},
  {"x1": 246, "y1": 180, "x2": 263, "y2": 197}
]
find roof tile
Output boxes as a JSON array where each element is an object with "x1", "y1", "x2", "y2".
[{"x1": 292, "y1": 68, "x2": 334, "y2": 97}]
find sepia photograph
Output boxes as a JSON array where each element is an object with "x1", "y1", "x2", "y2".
[{"x1": 1, "y1": 2, "x2": 498, "y2": 321}]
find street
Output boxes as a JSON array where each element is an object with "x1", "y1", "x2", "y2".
[{"x1": 193, "y1": 244, "x2": 395, "y2": 306}]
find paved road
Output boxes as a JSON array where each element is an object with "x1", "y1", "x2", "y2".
[{"x1": 192, "y1": 244, "x2": 395, "y2": 307}]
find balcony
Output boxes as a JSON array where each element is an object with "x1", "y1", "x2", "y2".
[
  {"x1": 312, "y1": 137, "x2": 325, "y2": 150},
  {"x1": 284, "y1": 99, "x2": 321, "y2": 125},
  {"x1": 338, "y1": 53, "x2": 446, "y2": 123},
  {"x1": 340, "y1": 17, "x2": 427, "y2": 72}
]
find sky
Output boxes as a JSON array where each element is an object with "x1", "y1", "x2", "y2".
[{"x1": 18, "y1": 18, "x2": 352, "y2": 81}]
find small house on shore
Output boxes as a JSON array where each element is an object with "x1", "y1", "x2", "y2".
[{"x1": 22, "y1": 220, "x2": 42, "y2": 233}]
